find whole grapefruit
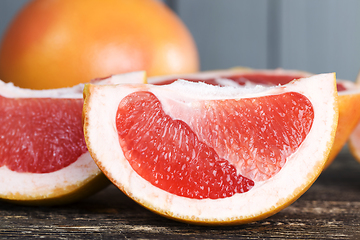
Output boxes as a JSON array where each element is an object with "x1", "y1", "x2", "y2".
[{"x1": 0, "y1": 0, "x2": 199, "y2": 89}]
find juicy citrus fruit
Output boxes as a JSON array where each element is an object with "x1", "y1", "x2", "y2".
[
  {"x1": 0, "y1": 0, "x2": 198, "y2": 89},
  {"x1": 327, "y1": 80, "x2": 360, "y2": 167},
  {"x1": 0, "y1": 71, "x2": 145, "y2": 206},
  {"x1": 347, "y1": 72, "x2": 360, "y2": 164},
  {"x1": 83, "y1": 72, "x2": 338, "y2": 225},
  {"x1": 147, "y1": 67, "x2": 360, "y2": 168}
]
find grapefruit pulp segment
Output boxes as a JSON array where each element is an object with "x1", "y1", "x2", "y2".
[{"x1": 173, "y1": 92, "x2": 314, "y2": 182}]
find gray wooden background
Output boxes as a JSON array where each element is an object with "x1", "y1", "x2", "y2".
[{"x1": 1, "y1": 0, "x2": 360, "y2": 81}]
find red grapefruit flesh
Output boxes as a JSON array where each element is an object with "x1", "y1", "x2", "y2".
[{"x1": 0, "y1": 96, "x2": 86, "y2": 173}]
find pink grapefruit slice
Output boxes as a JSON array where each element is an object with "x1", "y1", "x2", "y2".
[
  {"x1": 83, "y1": 73, "x2": 338, "y2": 225},
  {"x1": 0, "y1": 71, "x2": 146, "y2": 205},
  {"x1": 328, "y1": 79, "x2": 360, "y2": 167},
  {"x1": 347, "y1": 72, "x2": 360, "y2": 164}
]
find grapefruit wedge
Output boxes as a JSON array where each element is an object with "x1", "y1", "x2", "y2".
[
  {"x1": 347, "y1": 72, "x2": 360, "y2": 164},
  {"x1": 83, "y1": 73, "x2": 338, "y2": 225},
  {"x1": 0, "y1": 71, "x2": 146, "y2": 206},
  {"x1": 328, "y1": 79, "x2": 360, "y2": 167},
  {"x1": 148, "y1": 68, "x2": 360, "y2": 168}
]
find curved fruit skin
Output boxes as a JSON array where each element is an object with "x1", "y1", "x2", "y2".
[
  {"x1": 0, "y1": 0, "x2": 198, "y2": 89},
  {"x1": 327, "y1": 91, "x2": 360, "y2": 168},
  {"x1": 347, "y1": 73, "x2": 360, "y2": 164}
]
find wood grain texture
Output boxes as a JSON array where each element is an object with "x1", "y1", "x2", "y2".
[{"x1": 1, "y1": 146, "x2": 360, "y2": 239}]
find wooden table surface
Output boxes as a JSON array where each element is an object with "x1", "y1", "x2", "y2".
[{"x1": 1, "y1": 146, "x2": 360, "y2": 239}]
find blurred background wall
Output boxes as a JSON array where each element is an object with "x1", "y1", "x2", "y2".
[{"x1": 1, "y1": 0, "x2": 360, "y2": 81}]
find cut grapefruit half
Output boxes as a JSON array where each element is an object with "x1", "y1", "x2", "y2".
[
  {"x1": 0, "y1": 71, "x2": 146, "y2": 206},
  {"x1": 83, "y1": 73, "x2": 338, "y2": 225},
  {"x1": 148, "y1": 68, "x2": 360, "y2": 168}
]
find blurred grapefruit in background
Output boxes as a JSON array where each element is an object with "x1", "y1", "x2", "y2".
[{"x1": 0, "y1": 0, "x2": 199, "y2": 89}]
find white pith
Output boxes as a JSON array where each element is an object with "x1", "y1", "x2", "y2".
[
  {"x1": 147, "y1": 67, "x2": 312, "y2": 85},
  {"x1": 0, "y1": 152, "x2": 99, "y2": 198},
  {"x1": 148, "y1": 68, "x2": 353, "y2": 96},
  {"x1": 0, "y1": 71, "x2": 145, "y2": 200},
  {"x1": 85, "y1": 73, "x2": 337, "y2": 222}
]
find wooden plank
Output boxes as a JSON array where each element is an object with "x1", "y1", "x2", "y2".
[{"x1": 1, "y1": 147, "x2": 360, "y2": 238}]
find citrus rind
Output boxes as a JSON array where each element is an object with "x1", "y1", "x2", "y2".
[{"x1": 347, "y1": 72, "x2": 360, "y2": 164}]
